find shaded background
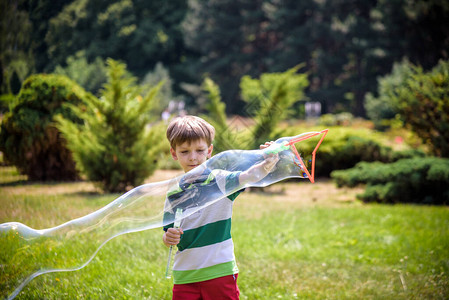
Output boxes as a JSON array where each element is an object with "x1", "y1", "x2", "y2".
[{"x1": 2, "y1": 0, "x2": 448, "y2": 116}]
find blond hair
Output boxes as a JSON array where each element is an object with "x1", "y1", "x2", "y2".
[{"x1": 166, "y1": 115, "x2": 215, "y2": 149}]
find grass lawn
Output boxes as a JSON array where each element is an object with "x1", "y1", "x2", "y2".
[{"x1": 1, "y1": 167, "x2": 448, "y2": 299}]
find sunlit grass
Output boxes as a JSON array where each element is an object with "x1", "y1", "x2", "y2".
[
  {"x1": 0, "y1": 166, "x2": 28, "y2": 185},
  {"x1": 1, "y1": 166, "x2": 448, "y2": 299}
]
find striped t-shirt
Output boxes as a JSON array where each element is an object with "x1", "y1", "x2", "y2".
[{"x1": 163, "y1": 169, "x2": 242, "y2": 284}]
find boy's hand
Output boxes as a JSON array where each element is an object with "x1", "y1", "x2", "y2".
[
  {"x1": 260, "y1": 141, "x2": 280, "y2": 172},
  {"x1": 239, "y1": 141, "x2": 281, "y2": 184},
  {"x1": 260, "y1": 141, "x2": 273, "y2": 150},
  {"x1": 163, "y1": 228, "x2": 184, "y2": 247}
]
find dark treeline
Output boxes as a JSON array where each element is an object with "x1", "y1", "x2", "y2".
[{"x1": 1, "y1": 0, "x2": 448, "y2": 116}]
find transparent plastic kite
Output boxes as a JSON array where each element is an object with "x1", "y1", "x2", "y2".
[{"x1": 0, "y1": 129, "x2": 328, "y2": 299}]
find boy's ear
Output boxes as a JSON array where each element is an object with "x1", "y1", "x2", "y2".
[
  {"x1": 170, "y1": 148, "x2": 178, "y2": 160},
  {"x1": 207, "y1": 144, "x2": 213, "y2": 158}
]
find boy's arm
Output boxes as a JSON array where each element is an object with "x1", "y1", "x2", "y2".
[{"x1": 238, "y1": 141, "x2": 279, "y2": 185}]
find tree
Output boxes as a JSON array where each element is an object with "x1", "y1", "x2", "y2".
[
  {"x1": 390, "y1": 60, "x2": 449, "y2": 157},
  {"x1": 364, "y1": 59, "x2": 414, "y2": 129},
  {"x1": 19, "y1": 0, "x2": 73, "y2": 72},
  {"x1": 183, "y1": 0, "x2": 275, "y2": 113},
  {"x1": 45, "y1": 0, "x2": 188, "y2": 78},
  {"x1": 0, "y1": 74, "x2": 89, "y2": 180},
  {"x1": 183, "y1": 0, "x2": 449, "y2": 116},
  {"x1": 56, "y1": 59, "x2": 165, "y2": 193},
  {"x1": 140, "y1": 62, "x2": 180, "y2": 117},
  {"x1": 240, "y1": 65, "x2": 309, "y2": 149},
  {"x1": 0, "y1": 0, "x2": 35, "y2": 94},
  {"x1": 200, "y1": 66, "x2": 308, "y2": 152},
  {"x1": 200, "y1": 77, "x2": 239, "y2": 153},
  {"x1": 53, "y1": 51, "x2": 107, "y2": 95}
]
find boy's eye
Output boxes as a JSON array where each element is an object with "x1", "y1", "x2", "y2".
[{"x1": 181, "y1": 151, "x2": 188, "y2": 154}]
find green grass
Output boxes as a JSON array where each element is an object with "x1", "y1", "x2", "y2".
[{"x1": 1, "y1": 167, "x2": 448, "y2": 299}]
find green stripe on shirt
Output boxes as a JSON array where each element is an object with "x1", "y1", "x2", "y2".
[
  {"x1": 178, "y1": 218, "x2": 232, "y2": 251},
  {"x1": 173, "y1": 260, "x2": 238, "y2": 284}
]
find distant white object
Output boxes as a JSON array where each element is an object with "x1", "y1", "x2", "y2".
[
  {"x1": 305, "y1": 102, "x2": 321, "y2": 118},
  {"x1": 162, "y1": 109, "x2": 171, "y2": 122}
]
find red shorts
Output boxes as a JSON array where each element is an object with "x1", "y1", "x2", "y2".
[{"x1": 172, "y1": 274, "x2": 240, "y2": 300}]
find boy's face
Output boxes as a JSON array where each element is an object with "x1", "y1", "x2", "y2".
[{"x1": 170, "y1": 139, "x2": 213, "y2": 172}]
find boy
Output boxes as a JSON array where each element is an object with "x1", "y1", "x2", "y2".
[{"x1": 163, "y1": 115, "x2": 278, "y2": 300}]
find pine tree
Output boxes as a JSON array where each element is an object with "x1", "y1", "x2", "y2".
[
  {"x1": 240, "y1": 65, "x2": 309, "y2": 149},
  {"x1": 200, "y1": 77, "x2": 239, "y2": 152},
  {"x1": 56, "y1": 59, "x2": 165, "y2": 193}
]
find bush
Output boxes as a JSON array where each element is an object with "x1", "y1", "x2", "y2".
[
  {"x1": 365, "y1": 59, "x2": 449, "y2": 157},
  {"x1": 280, "y1": 126, "x2": 426, "y2": 177},
  {"x1": 56, "y1": 59, "x2": 165, "y2": 193},
  {"x1": 318, "y1": 112, "x2": 354, "y2": 126},
  {"x1": 364, "y1": 60, "x2": 414, "y2": 129},
  {"x1": 200, "y1": 77, "x2": 239, "y2": 153},
  {"x1": 331, "y1": 157, "x2": 449, "y2": 204},
  {"x1": 0, "y1": 74, "x2": 90, "y2": 180},
  {"x1": 0, "y1": 93, "x2": 17, "y2": 113},
  {"x1": 53, "y1": 52, "x2": 107, "y2": 96},
  {"x1": 391, "y1": 60, "x2": 449, "y2": 157},
  {"x1": 200, "y1": 66, "x2": 309, "y2": 152},
  {"x1": 240, "y1": 65, "x2": 309, "y2": 149}
]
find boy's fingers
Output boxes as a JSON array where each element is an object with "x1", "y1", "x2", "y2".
[
  {"x1": 167, "y1": 228, "x2": 183, "y2": 239},
  {"x1": 259, "y1": 141, "x2": 274, "y2": 149},
  {"x1": 165, "y1": 234, "x2": 181, "y2": 244}
]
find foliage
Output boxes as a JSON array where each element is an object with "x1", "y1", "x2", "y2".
[
  {"x1": 140, "y1": 62, "x2": 180, "y2": 117},
  {"x1": 390, "y1": 60, "x2": 449, "y2": 157},
  {"x1": 53, "y1": 51, "x2": 107, "y2": 95},
  {"x1": 19, "y1": 0, "x2": 73, "y2": 72},
  {"x1": 0, "y1": 74, "x2": 89, "y2": 180},
  {"x1": 183, "y1": 0, "x2": 449, "y2": 116},
  {"x1": 183, "y1": 0, "x2": 265, "y2": 113},
  {"x1": 0, "y1": 94, "x2": 17, "y2": 113},
  {"x1": 364, "y1": 60, "x2": 414, "y2": 129},
  {"x1": 200, "y1": 77, "x2": 240, "y2": 153},
  {"x1": 5, "y1": 1, "x2": 449, "y2": 116},
  {"x1": 44, "y1": 0, "x2": 188, "y2": 78},
  {"x1": 240, "y1": 65, "x2": 309, "y2": 149},
  {"x1": 281, "y1": 126, "x2": 426, "y2": 177},
  {"x1": 0, "y1": 0, "x2": 35, "y2": 94},
  {"x1": 365, "y1": 59, "x2": 449, "y2": 156},
  {"x1": 331, "y1": 157, "x2": 449, "y2": 205},
  {"x1": 318, "y1": 112, "x2": 355, "y2": 127},
  {"x1": 199, "y1": 67, "x2": 308, "y2": 152},
  {"x1": 56, "y1": 59, "x2": 165, "y2": 193}
]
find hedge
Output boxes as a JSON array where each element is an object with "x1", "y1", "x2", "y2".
[
  {"x1": 331, "y1": 157, "x2": 449, "y2": 204},
  {"x1": 278, "y1": 126, "x2": 426, "y2": 177}
]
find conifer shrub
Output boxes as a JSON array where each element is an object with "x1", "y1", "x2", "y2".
[
  {"x1": 0, "y1": 94, "x2": 16, "y2": 113},
  {"x1": 240, "y1": 65, "x2": 309, "y2": 149},
  {"x1": 331, "y1": 157, "x2": 449, "y2": 204},
  {"x1": 200, "y1": 67, "x2": 309, "y2": 153},
  {"x1": 281, "y1": 127, "x2": 426, "y2": 177},
  {"x1": 200, "y1": 77, "x2": 239, "y2": 153},
  {"x1": 0, "y1": 74, "x2": 90, "y2": 180},
  {"x1": 365, "y1": 59, "x2": 449, "y2": 157},
  {"x1": 56, "y1": 59, "x2": 165, "y2": 193},
  {"x1": 390, "y1": 60, "x2": 449, "y2": 157}
]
